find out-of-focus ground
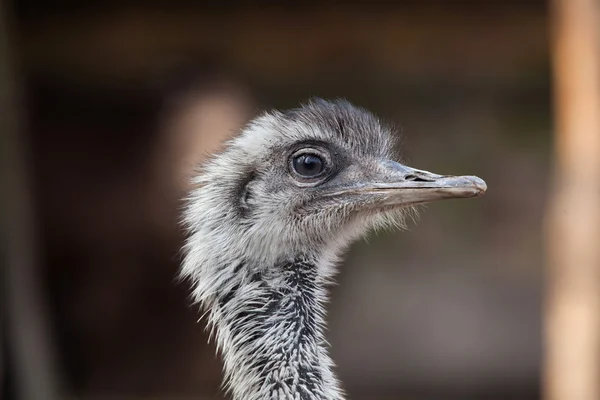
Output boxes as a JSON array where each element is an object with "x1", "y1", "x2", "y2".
[{"x1": 4, "y1": 1, "x2": 548, "y2": 399}]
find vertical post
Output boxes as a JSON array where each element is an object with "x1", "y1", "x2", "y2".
[
  {"x1": 545, "y1": 0, "x2": 600, "y2": 400},
  {"x1": 0, "y1": 3, "x2": 62, "y2": 399}
]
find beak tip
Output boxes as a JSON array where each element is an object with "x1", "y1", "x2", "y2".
[{"x1": 468, "y1": 176, "x2": 487, "y2": 196}]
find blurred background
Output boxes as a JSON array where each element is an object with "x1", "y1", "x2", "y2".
[{"x1": 1, "y1": 0, "x2": 570, "y2": 399}]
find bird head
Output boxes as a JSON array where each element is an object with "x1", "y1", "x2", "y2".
[{"x1": 183, "y1": 99, "x2": 486, "y2": 275}]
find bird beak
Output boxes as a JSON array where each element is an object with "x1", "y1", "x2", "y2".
[{"x1": 350, "y1": 160, "x2": 487, "y2": 208}]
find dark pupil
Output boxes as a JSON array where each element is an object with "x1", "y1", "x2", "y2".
[{"x1": 293, "y1": 154, "x2": 324, "y2": 177}]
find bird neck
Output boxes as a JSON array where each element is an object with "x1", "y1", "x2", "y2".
[{"x1": 211, "y1": 256, "x2": 344, "y2": 400}]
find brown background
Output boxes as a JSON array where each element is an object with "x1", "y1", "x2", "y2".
[{"x1": 5, "y1": 1, "x2": 548, "y2": 399}]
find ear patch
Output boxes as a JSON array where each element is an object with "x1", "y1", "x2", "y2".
[{"x1": 239, "y1": 170, "x2": 256, "y2": 218}]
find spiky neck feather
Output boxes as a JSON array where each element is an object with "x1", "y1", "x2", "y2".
[{"x1": 201, "y1": 255, "x2": 344, "y2": 400}]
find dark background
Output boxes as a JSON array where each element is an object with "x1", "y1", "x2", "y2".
[{"x1": 4, "y1": 1, "x2": 549, "y2": 399}]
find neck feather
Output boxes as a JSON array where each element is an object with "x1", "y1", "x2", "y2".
[{"x1": 205, "y1": 256, "x2": 344, "y2": 400}]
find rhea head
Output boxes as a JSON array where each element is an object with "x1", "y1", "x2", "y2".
[
  {"x1": 183, "y1": 98, "x2": 485, "y2": 273},
  {"x1": 181, "y1": 98, "x2": 486, "y2": 400}
]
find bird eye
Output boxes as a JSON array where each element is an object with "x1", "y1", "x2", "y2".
[{"x1": 292, "y1": 153, "x2": 325, "y2": 178}]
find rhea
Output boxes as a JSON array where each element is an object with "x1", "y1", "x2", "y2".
[{"x1": 181, "y1": 99, "x2": 486, "y2": 400}]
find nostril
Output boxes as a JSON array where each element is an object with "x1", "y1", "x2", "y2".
[{"x1": 405, "y1": 175, "x2": 432, "y2": 182}]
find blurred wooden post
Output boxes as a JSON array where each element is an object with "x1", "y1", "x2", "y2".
[{"x1": 545, "y1": 0, "x2": 600, "y2": 399}]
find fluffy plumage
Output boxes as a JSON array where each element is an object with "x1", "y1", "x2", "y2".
[{"x1": 181, "y1": 98, "x2": 486, "y2": 400}]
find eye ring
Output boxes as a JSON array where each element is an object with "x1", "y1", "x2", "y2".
[{"x1": 288, "y1": 148, "x2": 332, "y2": 184}]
